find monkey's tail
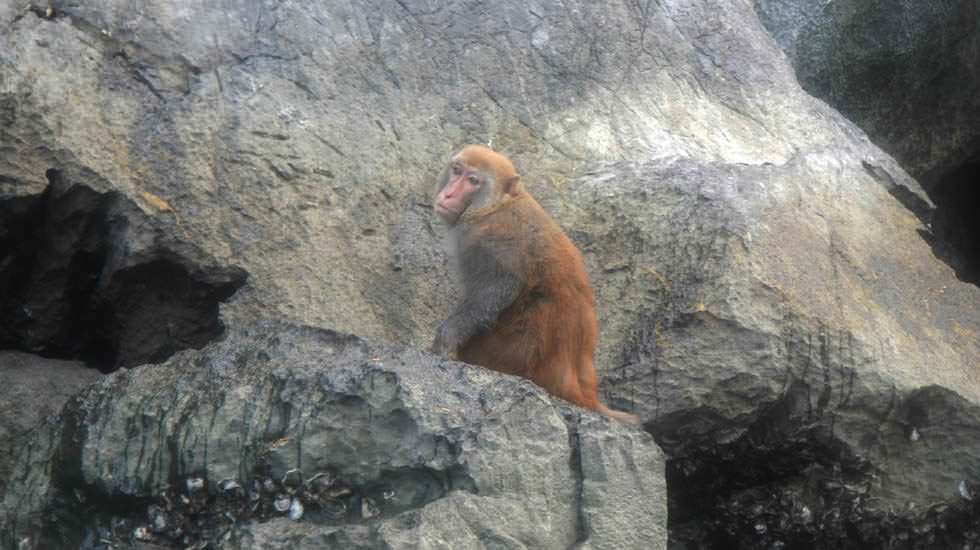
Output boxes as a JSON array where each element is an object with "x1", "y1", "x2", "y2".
[{"x1": 597, "y1": 404, "x2": 642, "y2": 426}]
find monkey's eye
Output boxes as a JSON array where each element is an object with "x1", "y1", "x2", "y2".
[
  {"x1": 451, "y1": 163, "x2": 463, "y2": 176},
  {"x1": 468, "y1": 175, "x2": 481, "y2": 185}
]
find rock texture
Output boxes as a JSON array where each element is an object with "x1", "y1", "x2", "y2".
[
  {"x1": 0, "y1": 352, "x2": 101, "y2": 497},
  {"x1": 0, "y1": 175, "x2": 246, "y2": 370},
  {"x1": 1, "y1": 0, "x2": 932, "y2": 347},
  {"x1": 0, "y1": 321, "x2": 666, "y2": 550},
  {"x1": 561, "y1": 157, "x2": 980, "y2": 547},
  {"x1": 0, "y1": 0, "x2": 978, "y2": 549},
  {"x1": 753, "y1": 0, "x2": 980, "y2": 186},
  {"x1": 753, "y1": 0, "x2": 980, "y2": 288}
]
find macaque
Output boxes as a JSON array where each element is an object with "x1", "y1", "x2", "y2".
[{"x1": 432, "y1": 145, "x2": 638, "y2": 424}]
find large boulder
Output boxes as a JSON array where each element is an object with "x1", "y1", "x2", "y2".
[
  {"x1": 0, "y1": 321, "x2": 666, "y2": 549},
  {"x1": 753, "y1": 0, "x2": 980, "y2": 186},
  {"x1": 560, "y1": 156, "x2": 980, "y2": 547},
  {"x1": 752, "y1": 0, "x2": 980, "y2": 288}
]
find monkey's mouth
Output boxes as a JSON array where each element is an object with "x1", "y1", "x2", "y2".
[{"x1": 434, "y1": 203, "x2": 461, "y2": 220}]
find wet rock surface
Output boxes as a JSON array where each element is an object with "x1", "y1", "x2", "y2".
[
  {"x1": 664, "y1": 385, "x2": 980, "y2": 549},
  {"x1": 0, "y1": 321, "x2": 666, "y2": 550}
]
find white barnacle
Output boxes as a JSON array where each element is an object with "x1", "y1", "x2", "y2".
[
  {"x1": 219, "y1": 479, "x2": 242, "y2": 492},
  {"x1": 289, "y1": 498, "x2": 305, "y2": 521},
  {"x1": 959, "y1": 480, "x2": 973, "y2": 501},
  {"x1": 362, "y1": 498, "x2": 379, "y2": 519},
  {"x1": 186, "y1": 477, "x2": 205, "y2": 493},
  {"x1": 133, "y1": 526, "x2": 152, "y2": 541}
]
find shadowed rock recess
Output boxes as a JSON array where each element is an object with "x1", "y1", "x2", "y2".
[
  {"x1": 0, "y1": 171, "x2": 247, "y2": 371},
  {"x1": 0, "y1": 169, "x2": 247, "y2": 511},
  {"x1": 926, "y1": 162, "x2": 980, "y2": 286},
  {"x1": 1, "y1": 0, "x2": 979, "y2": 549}
]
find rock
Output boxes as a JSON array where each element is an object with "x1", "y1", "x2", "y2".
[
  {"x1": 0, "y1": 352, "x2": 101, "y2": 496},
  {"x1": 753, "y1": 0, "x2": 980, "y2": 186},
  {"x1": 559, "y1": 157, "x2": 980, "y2": 547},
  {"x1": 752, "y1": 0, "x2": 980, "y2": 287},
  {"x1": 0, "y1": 0, "x2": 924, "y2": 348},
  {"x1": 0, "y1": 0, "x2": 978, "y2": 548},
  {"x1": 0, "y1": 321, "x2": 666, "y2": 550},
  {"x1": 0, "y1": 178, "x2": 247, "y2": 371}
]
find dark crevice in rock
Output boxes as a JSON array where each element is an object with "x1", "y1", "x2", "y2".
[
  {"x1": 860, "y1": 161, "x2": 934, "y2": 229},
  {"x1": 564, "y1": 411, "x2": 589, "y2": 546},
  {"x1": 30, "y1": 486, "x2": 155, "y2": 550},
  {"x1": 862, "y1": 157, "x2": 979, "y2": 288},
  {"x1": 657, "y1": 384, "x2": 980, "y2": 549},
  {"x1": 0, "y1": 171, "x2": 247, "y2": 372},
  {"x1": 923, "y1": 161, "x2": 980, "y2": 287}
]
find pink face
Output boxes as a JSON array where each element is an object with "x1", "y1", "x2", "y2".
[{"x1": 434, "y1": 159, "x2": 485, "y2": 223}]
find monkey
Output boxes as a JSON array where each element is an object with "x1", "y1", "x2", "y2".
[{"x1": 431, "y1": 145, "x2": 639, "y2": 424}]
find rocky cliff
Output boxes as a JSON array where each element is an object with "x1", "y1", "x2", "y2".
[{"x1": 1, "y1": 1, "x2": 977, "y2": 549}]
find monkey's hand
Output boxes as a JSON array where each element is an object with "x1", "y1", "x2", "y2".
[{"x1": 431, "y1": 321, "x2": 461, "y2": 359}]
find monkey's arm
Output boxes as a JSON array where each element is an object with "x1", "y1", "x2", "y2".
[{"x1": 432, "y1": 244, "x2": 522, "y2": 356}]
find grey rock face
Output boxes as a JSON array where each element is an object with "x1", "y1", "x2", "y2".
[
  {"x1": 558, "y1": 158, "x2": 980, "y2": 546},
  {"x1": 752, "y1": 0, "x2": 980, "y2": 288},
  {"x1": 0, "y1": 321, "x2": 666, "y2": 550},
  {"x1": 0, "y1": 0, "x2": 978, "y2": 548},
  {"x1": 0, "y1": 352, "x2": 102, "y2": 497},
  {"x1": 0, "y1": 0, "x2": 928, "y2": 348},
  {"x1": 753, "y1": 0, "x2": 980, "y2": 186},
  {"x1": 0, "y1": 176, "x2": 246, "y2": 371}
]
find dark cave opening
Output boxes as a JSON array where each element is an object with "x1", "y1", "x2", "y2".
[
  {"x1": 0, "y1": 171, "x2": 247, "y2": 372},
  {"x1": 926, "y1": 162, "x2": 980, "y2": 286}
]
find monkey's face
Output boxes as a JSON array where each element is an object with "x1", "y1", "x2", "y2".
[
  {"x1": 434, "y1": 146, "x2": 521, "y2": 225},
  {"x1": 434, "y1": 158, "x2": 493, "y2": 224}
]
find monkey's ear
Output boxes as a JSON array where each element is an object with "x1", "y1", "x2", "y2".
[{"x1": 502, "y1": 175, "x2": 521, "y2": 196}]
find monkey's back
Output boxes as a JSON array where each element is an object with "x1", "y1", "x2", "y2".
[{"x1": 458, "y1": 193, "x2": 601, "y2": 408}]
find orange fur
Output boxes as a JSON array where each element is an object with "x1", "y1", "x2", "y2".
[{"x1": 442, "y1": 146, "x2": 638, "y2": 424}]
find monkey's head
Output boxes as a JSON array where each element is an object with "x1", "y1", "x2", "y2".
[{"x1": 434, "y1": 145, "x2": 524, "y2": 225}]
